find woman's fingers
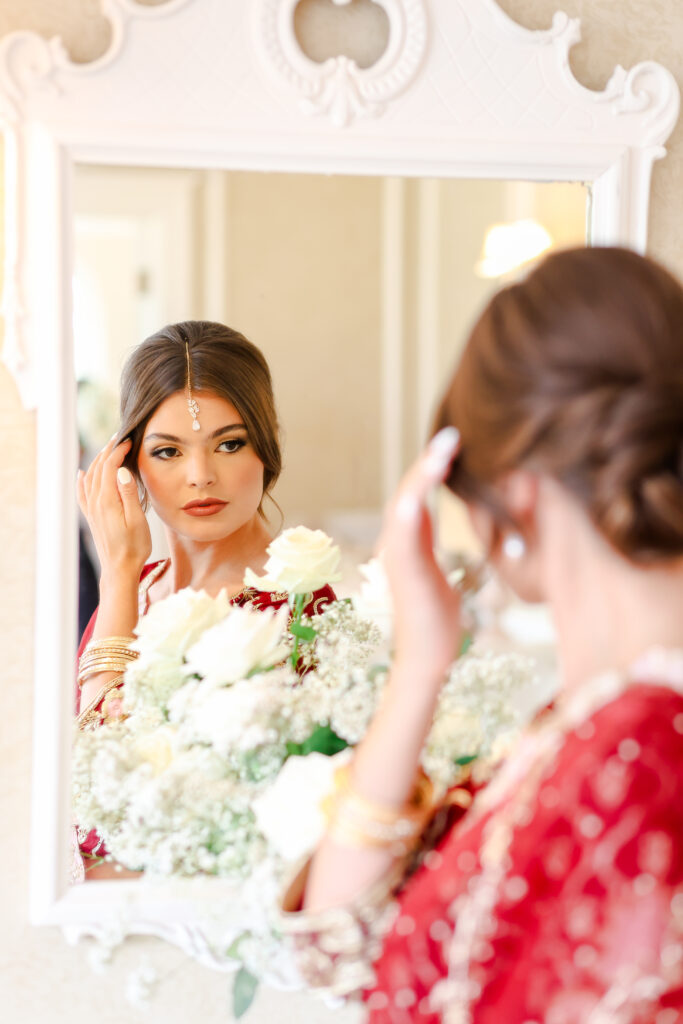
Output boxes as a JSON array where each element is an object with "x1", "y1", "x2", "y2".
[
  {"x1": 382, "y1": 428, "x2": 460, "y2": 549},
  {"x1": 116, "y1": 465, "x2": 144, "y2": 525},
  {"x1": 90, "y1": 436, "x2": 122, "y2": 501},
  {"x1": 378, "y1": 427, "x2": 463, "y2": 674},
  {"x1": 396, "y1": 428, "x2": 460, "y2": 512},
  {"x1": 82, "y1": 437, "x2": 130, "y2": 506},
  {"x1": 100, "y1": 438, "x2": 132, "y2": 505},
  {"x1": 82, "y1": 435, "x2": 115, "y2": 505}
]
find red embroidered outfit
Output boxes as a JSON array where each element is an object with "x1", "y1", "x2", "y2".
[{"x1": 282, "y1": 652, "x2": 683, "y2": 1023}]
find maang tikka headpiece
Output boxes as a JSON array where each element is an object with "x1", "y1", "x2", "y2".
[{"x1": 184, "y1": 340, "x2": 201, "y2": 431}]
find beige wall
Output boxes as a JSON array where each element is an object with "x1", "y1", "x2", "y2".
[
  {"x1": 1, "y1": 2, "x2": 681, "y2": 1021},
  {"x1": 225, "y1": 171, "x2": 384, "y2": 525}
]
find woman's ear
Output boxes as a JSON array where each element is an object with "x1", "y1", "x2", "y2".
[{"x1": 468, "y1": 471, "x2": 546, "y2": 603}]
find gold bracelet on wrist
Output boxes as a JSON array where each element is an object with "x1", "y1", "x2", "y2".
[
  {"x1": 331, "y1": 764, "x2": 433, "y2": 822},
  {"x1": 322, "y1": 764, "x2": 434, "y2": 853},
  {"x1": 78, "y1": 636, "x2": 138, "y2": 686},
  {"x1": 85, "y1": 635, "x2": 137, "y2": 648},
  {"x1": 326, "y1": 815, "x2": 421, "y2": 855}
]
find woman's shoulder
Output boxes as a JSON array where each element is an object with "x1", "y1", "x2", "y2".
[
  {"x1": 232, "y1": 583, "x2": 337, "y2": 614},
  {"x1": 566, "y1": 681, "x2": 683, "y2": 766}
]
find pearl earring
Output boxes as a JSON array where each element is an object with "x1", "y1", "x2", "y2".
[{"x1": 502, "y1": 532, "x2": 526, "y2": 561}]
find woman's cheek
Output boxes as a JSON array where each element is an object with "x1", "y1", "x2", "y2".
[
  {"x1": 231, "y1": 456, "x2": 265, "y2": 493},
  {"x1": 139, "y1": 465, "x2": 173, "y2": 513}
]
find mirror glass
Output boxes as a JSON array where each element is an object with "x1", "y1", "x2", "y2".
[
  {"x1": 74, "y1": 165, "x2": 587, "y2": 623},
  {"x1": 72, "y1": 165, "x2": 587, "y2": 879}
]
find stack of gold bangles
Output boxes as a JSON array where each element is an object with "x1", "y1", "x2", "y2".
[
  {"x1": 323, "y1": 763, "x2": 434, "y2": 856},
  {"x1": 76, "y1": 636, "x2": 139, "y2": 731},
  {"x1": 78, "y1": 635, "x2": 138, "y2": 686}
]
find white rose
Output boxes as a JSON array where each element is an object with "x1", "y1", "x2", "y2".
[
  {"x1": 243, "y1": 526, "x2": 342, "y2": 595},
  {"x1": 170, "y1": 678, "x2": 266, "y2": 755},
  {"x1": 352, "y1": 557, "x2": 393, "y2": 641},
  {"x1": 133, "y1": 587, "x2": 232, "y2": 659},
  {"x1": 252, "y1": 749, "x2": 351, "y2": 862},
  {"x1": 133, "y1": 726, "x2": 178, "y2": 775},
  {"x1": 183, "y1": 603, "x2": 290, "y2": 686}
]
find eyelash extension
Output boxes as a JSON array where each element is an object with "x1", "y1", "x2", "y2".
[
  {"x1": 217, "y1": 438, "x2": 247, "y2": 453},
  {"x1": 151, "y1": 446, "x2": 179, "y2": 459}
]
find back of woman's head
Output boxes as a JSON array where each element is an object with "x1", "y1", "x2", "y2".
[
  {"x1": 436, "y1": 246, "x2": 683, "y2": 563},
  {"x1": 119, "y1": 320, "x2": 281, "y2": 505}
]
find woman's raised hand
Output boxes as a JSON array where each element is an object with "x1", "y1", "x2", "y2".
[
  {"x1": 77, "y1": 437, "x2": 152, "y2": 582},
  {"x1": 379, "y1": 427, "x2": 463, "y2": 682}
]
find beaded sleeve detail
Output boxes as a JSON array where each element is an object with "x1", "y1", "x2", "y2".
[{"x1": 278, "y1": 857, "x2": 407, "y2": 998}]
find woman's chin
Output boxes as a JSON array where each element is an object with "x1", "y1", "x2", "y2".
[{"x1": 169, "y1": 512, "x2": 252, "y2": 544}]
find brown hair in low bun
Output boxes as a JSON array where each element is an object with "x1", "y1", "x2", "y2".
[
  {"x1": 118, "y1": 321, "x2": 281, "y2": 517},
  {"x1": 435, "y1": 247, "x2": 683, "y2": 563}
]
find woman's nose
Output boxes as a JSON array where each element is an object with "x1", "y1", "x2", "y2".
[{"x1": 186, "y1": 452, "x2": 217, "y2": 489}]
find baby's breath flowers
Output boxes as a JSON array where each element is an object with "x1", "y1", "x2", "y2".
[{"x1": 72, "y1": 532, "x2": 537, "y2": 1006}]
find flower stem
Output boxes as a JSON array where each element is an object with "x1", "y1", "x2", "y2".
[{"x1": 289, "y1": 593, "x2": 306, "y2": 669}]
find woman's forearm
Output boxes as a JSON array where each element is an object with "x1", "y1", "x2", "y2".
[
  {"x1": 304, "y1": 658, "x2": 444, "y2": 912},
  {"x1": 79, "y1": 572, "x2": 140, "y2": 711}
]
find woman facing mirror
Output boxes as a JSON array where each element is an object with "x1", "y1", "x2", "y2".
[
  {"x1": 282, "y1": 247, "x2": 683, "y2": 1021},
  {"x1": 75, "y1": 320, "x2": 336, "y2": 879}
]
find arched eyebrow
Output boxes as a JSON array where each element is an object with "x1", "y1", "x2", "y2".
[{"x1": 145, "y1": 424, "x2": 247, "y2": 443}]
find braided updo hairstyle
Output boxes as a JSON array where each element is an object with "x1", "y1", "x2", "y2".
[{"x1": 435, "y1": 247, "x2": 683, "y2": 564}]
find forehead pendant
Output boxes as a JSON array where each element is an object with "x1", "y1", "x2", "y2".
[{"x1": 185, "y1": 340, "x2": 201, "y2": 431}]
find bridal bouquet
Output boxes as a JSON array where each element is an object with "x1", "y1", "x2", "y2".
[{"x1": 72, "y1": 527, "x2": 533, "y2": 1014}]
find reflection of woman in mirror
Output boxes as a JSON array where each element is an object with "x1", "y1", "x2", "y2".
[
  {"x1": 283, "y1": 248, "x2": 683, "y2": 1019},
  {"x1": 75, "y1": 321, "x2": 334, "y2": 878}
]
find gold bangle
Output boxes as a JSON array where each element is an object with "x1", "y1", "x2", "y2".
[
  {"x1": 322, "y1": 764, "x2": 434, "y2": 853},
  {"x1": 327, "y1": 817, "x2": 417, "y2": 854},
  {"x1": 78, "y1": 657, "x2": 136, "y2": 686},
  {"x1": 331, "y1": 764, "x2": 433, "y2": 824},
  {"x1": 333, "y1": 800, "x2": 426, "y2": 842},
  {"x1": 80, "y1": 650, "x2": 136, "y2": 664},
  {"x1": 80, "y1": 647, "x2": 137, "y2": 663},
  {"x1": 84, "y1": 636, "x2": 136, "y2": 649},
  {"x1": 78, "y1": 639, "x2": 138, "y2": 686}
]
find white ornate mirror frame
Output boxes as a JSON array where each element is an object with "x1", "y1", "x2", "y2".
[{"x1": 0, "y1": 0, "x2": 678, "y2": 958}]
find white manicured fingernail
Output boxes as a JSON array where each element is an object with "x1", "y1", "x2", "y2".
[
  {"x1": 117, "y1": 467, "x2": 132, "y2": 485},
  {"x1": 430, "y1": 427, "x2": 460, "y2": 458},
  {"x1": 396, "y1": 494, "x2": 420, "y2": 522},
  {"x1": 426, "y1": 427, "x2": 460, "y2": 472}
]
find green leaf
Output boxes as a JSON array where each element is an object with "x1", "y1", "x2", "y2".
[
  {"x1": 458, "y1": 632, "x2": 473, "y2": 657},
  {"x1": 225, "y1": 934, "x2": 245, "y2": 960},
  {"x1": 286, "y1": 724, "x2": 349, "y2": 757},
  {"x1": 289, "y1": 622, "x2": 317, "y2": 642},
  {"x1": 453, "y1": 753, "x2": 478, "y2": 766},
  {"x1": 233, "y1": 968, "x2": 259, "y2": 1019}
]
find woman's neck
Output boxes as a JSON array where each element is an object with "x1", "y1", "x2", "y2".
[
  {"x1": 546, "y1": 528, "x2": 683, "y2": 693},
  {"x1": 162, "y1": 516, "x2": 273, "y2": 597}
]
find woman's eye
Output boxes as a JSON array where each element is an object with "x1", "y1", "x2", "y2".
[
  {"x1": 217, "y1": 438, "x2": 246, "y2": 454},
  {"x1": 151, "y1": 446, "x2": 179, "y2": 460}
]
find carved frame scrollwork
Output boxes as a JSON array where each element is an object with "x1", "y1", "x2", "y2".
[{"x1": 251, "y1": 0, "x2": 427, "y2": 127}]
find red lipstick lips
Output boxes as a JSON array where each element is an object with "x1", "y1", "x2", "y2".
[{"x1": 182, "y1": 498, "x2": 227, "y2": 517}]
